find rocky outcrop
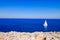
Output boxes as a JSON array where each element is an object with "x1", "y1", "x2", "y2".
[{"x1": 0, "y1": 32, "x2": 60, "y2": 40}]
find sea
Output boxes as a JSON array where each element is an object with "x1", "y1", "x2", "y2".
[{"x1": 0, "y1": 18, "x2": 60, "y2": 32}]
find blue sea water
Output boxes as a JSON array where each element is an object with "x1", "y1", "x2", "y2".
[{"x1": 0, "y1": 19, "x2": 60, "y2": 32}]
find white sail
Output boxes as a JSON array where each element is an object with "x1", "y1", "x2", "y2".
[{"x1": 43, "y1": 20, "x2": 48, "y2": 28}]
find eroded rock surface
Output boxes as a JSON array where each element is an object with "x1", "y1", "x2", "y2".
[{"x1": 0, "y1": 32, "x2": 60, "y2": 40}]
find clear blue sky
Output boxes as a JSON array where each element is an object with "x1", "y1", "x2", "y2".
[{"x1": 0, "y1": 0, "x2": 60, "y2": 19}]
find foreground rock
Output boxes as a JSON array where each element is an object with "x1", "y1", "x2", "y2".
[
  {"x1": 0, "y1": 32, "x2": 60, "y2": 40},
  {"x1": 46, "y1": 32, "x2": 60, "y2": 40}
]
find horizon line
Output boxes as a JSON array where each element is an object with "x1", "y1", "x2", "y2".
[{"x1": 0, "y1": 18, "x2": 60, "y2": 19}]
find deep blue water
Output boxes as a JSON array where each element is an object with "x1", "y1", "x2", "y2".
[{"x1": 0, "y1": 19, "x2": 60, "y2": 32}]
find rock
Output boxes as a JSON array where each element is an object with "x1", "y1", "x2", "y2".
[
  {"x1": 0, "y1": 32, "x2": 60, "y2": 40},
  {"x1": 46, "y1": 32, "x2": 60, "y2": 40},
  {"x1": 0, "y1": 32, "x2": 5, "y2": 40},
  {"x1": 34, "y1": 32, "x2": 46, "y2": 40}
]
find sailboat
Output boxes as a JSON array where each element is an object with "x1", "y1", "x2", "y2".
[{"x1": 43, "y1": 20, "x2": 48, "y2": 29}]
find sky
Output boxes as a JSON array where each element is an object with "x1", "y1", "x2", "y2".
[{"x1": 0, "y1": 0, "x2": 60, "y2": 19}]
